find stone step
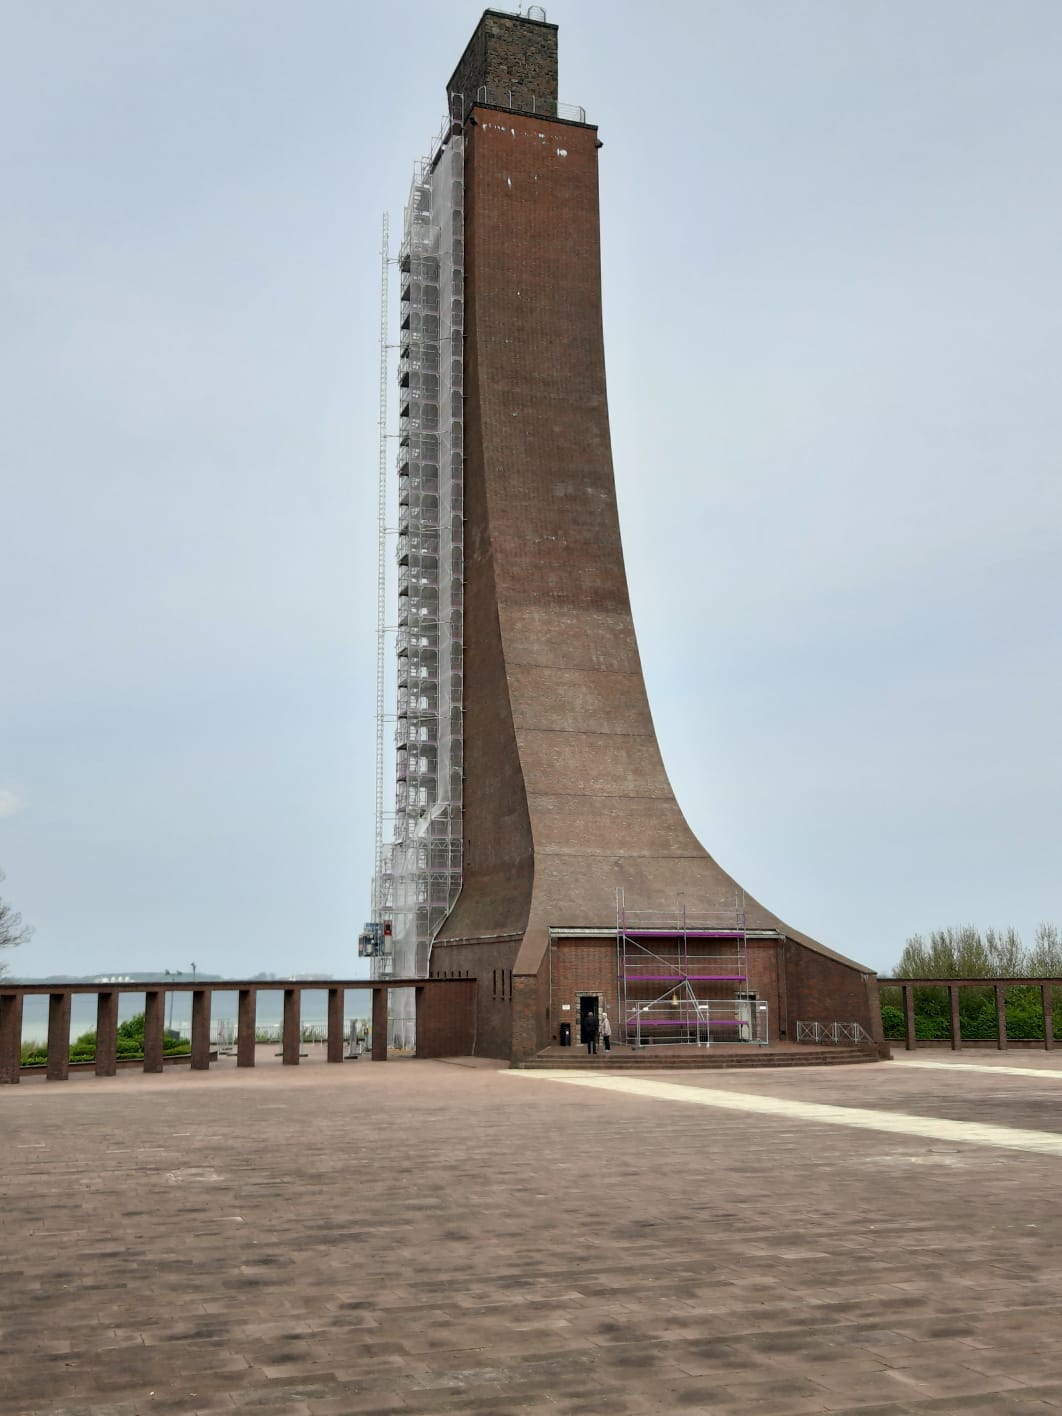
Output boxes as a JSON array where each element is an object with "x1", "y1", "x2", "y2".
[{"x1": 513, "y1": 1046, "x2": 879, "y2": 1071}]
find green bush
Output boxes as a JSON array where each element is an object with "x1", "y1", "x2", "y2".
[
  {"x1": 913, "y1": 986, "x2": 950, "y2": 1019},
  {"x1": 880, "y1": 1005, "x2": 904, "y2": 1040},
  {"x1": 18, "y1": 1029, "x2": 190, "y2": 1066},
  {"x1": 70, "y1": 1028, "x2": 97, "y2": 1063},
  {"x1": 118, "y1": 1012, "x2": 146, "y2": 1042},
  {"x1": 916, "y1": 1013, "x2": 950, "y2": 1040},
  {"x1": 879, "y1": 1004, "x2": 949, "y2": 1040},
  {"x1": 956, "y1": 1002, "x2": 998, "y2": 1038}
]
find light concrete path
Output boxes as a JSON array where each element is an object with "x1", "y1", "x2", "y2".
[
  {"x1": 891, "y1": 1059, "x2": 1062, "y2": 1081},
  {"x1": 4, "y1": 1055, "x2": 1062, "y2": 1415},
  {"x1": 508, "y1": 1068, "x2": 1062, "y2": 1157}
]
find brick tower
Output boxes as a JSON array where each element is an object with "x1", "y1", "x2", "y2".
[{"x1": 378, "y1": 10, "x2": 883, "y2": 1062}]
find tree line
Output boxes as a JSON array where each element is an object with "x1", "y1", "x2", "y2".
[{"x1": 890, "y1": 923, "x2": 1062, "y2": 979}]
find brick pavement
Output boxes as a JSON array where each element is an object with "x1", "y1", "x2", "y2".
[{"x1": 4, "y1": 1054, "x2": 1062, "y2": 1414}]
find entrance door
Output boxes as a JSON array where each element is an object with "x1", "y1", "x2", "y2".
[
  {"x1": 577, "y1": 994, "x2": 601, "y2": 1045},
  {"x1": 578, "y1": 995, "x2": 598, "y2": 1027}
]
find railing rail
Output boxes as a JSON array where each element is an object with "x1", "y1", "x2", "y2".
[
  {"x1": 878, "y1": 976, "x2": 1062, "y2": 1055},
  {"x1": 470, "y1": 86, "x2": 587, "y2": 125},
  {"x1": 0, "y1": 976, "x2": 474, "y2": 1082},
  {"x1": 796, "y1": 1021, "x2": 870, "y2": 1045}
]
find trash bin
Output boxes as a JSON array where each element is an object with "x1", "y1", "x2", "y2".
[{"x1": 559, "y1": 1021, "x2": 572, "y2": 1047}]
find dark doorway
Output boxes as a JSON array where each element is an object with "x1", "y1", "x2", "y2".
[{"x1": 578, "y1": 995, "x2": 599, "y2": 1025}]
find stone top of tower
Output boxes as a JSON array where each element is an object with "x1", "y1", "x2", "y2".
[{"x1": 447, "y1": 9, "x2": 558, "y2": 118}]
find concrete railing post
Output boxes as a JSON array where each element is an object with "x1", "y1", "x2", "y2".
[
  {"x1": 282, "y1": 988, "x2": 301, "y2": 1065},
  {"x1": 995, "y1": 983, "x2": 1007, "y2": 1051},
  {"x1": 144, "y1": 990, "x2": 165, "y2": 1072},
  {"x1": 414, "y1": 984, "x2": 426, "y2": 1057},
  {"x1": 95, "y1": 991, "x2": 118, "y2": 1076},
  {"x1": 902, "y1": 984, "x2": 916, "y2": 1052},
  {"x1": 237, "y1": 987, "x2": 256, "y2": 1067},
  {"x1": 0, "y1": 992, "x2": 22, "y2": 1084},
  {"x1": 191, "y1": 988, "x2": 211, "y2": 1070},
  {"x1": 327, "y1": 987, "x2": 344, "y2": 1063},
  {"x1": 1042, "y1": 983, "x2": 1054, "y2": 1052},
  {"x1": 47, "y1": 992, "x2": 71, "y2": 1081},
  {"x1": 371, "y1": 987, "x2": 388, "y2": 1061}
]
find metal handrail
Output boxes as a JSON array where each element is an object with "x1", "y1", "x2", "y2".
[{"x1": 471, "y1": 86, "x2": 586, "y2": 124}]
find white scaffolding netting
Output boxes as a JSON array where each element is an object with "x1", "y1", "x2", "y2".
[{"x1": 374, "y1": 114, "x2": 465, "y2": 1048}]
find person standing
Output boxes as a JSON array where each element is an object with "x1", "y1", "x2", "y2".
[
  {"x1": 581, "y1": 1009, "x2": 598, "y2": 1055},
  {"x1": 600, "y1": 1010, "x2": 612, "y2": 1054}
]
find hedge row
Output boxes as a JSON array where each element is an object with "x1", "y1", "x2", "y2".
[
  {"x1": 19, "y1": 1011, "x2": 191, "y2": 1066},
  {"x1": 20, "y1": 1035, "x2": 191, "y2": 1066},
  {"x1": 880, "y1": 985, "x2": 1062, "y2": 1041}
]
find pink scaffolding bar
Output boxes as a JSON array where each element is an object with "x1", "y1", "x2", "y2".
[
  {"x1": 624, "y1": 1018, "x2": 744, "y2": 1027},
  {"x1": 622, "y1": 929, "x2": 745, "y2": 939},
  {"x1": 624, "y1": 973, "x2": 746, "y2": 982}
]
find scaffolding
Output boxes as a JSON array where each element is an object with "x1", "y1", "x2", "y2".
[
  {"x1": 616, "y1": 892, "x2": 767, "y2": 1047},
  {"x1": 373, "y1": 104, "x2": 465, "y2": 1043},
  {"x1": 371, "y1": 213, "x2": 389, "y2": 928}
]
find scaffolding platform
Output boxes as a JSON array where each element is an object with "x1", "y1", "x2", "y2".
[{"x1": 617, "y1": 893, "x2": 767, "y2": 1048}]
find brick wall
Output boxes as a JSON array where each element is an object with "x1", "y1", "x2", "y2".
[
  {"x1": 415, "y1": 980, "x2": 478, "y2": 1058},
  {"x1": 784, "y1": 940, "x2": 885, "y2": 1049},
  {"x1": 746, "y1": 940, "x2": 780, "y2": 1041},
  {"x1": 431, "y1": 937, "x2": 521, "y2": 1060},
  {"x1": 550, "y1": 936, "x2": 789, "y2": 1047},
  {"x1": 447, "y1": 11, "x2": 558, "y2": 114},
  {"x1": 512, "y1": 968, "x2": 547, "y2": 1062},
  {"x1": 550, "y1": 938, "x2": 617, "y2": 1045}
]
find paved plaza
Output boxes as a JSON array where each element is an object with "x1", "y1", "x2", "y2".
[{"x1": 4, "y1": 1052, "x2": 1062, "y2": 1415}]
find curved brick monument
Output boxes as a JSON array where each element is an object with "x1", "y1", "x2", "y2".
[{"x1": 382, "y1": 10, "x2": 883, "y2": 1063}]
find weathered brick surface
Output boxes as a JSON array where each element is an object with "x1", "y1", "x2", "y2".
[
  {"x1": 414, "y1": 979, "x2": 478, "y2": 1057},
  {"x1": 6, "y1": 1057, "x2": 1062, "y2": 1413},
  {"x1": 784, "y1": 941, "x2": 884, "y2": 1046},
  {"x1": 549, "y1": 937, "x2": 788, "y2": 1047},
  {"x1": 0, "y1": 991, "x2": 22, "y2": 1082},
  {"x1": 447, "y1": 11, "x2": 558, "y2": 116},
  {"x1": 432, "y1": 20, "x2": 878, "y2": 1061},
  {"x1": 431, "y1": 938, "x2": 519, "y2": 1059},
  {"x1": 551, "y1": 937, "x2": 616, "y2": 1046}
]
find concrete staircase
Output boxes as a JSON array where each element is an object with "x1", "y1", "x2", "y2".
[{"x1": 513, "y1": 1043, "x2": 882, "y2": 1071}]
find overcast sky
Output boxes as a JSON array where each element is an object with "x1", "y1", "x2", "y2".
[{"x1": 2, "y1": 0, "x2": 1060, "y2": 980}]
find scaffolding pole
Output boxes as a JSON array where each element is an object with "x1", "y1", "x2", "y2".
[
  {"x1": 616, "y1": 890, "x2": 756, "y2": 1046},
  {"x1": 372, "y1": 111, "x2": 466, "y2": 1039},
  {"x1": 372, "y1": 213, "x2": 390, "y2": 923}
]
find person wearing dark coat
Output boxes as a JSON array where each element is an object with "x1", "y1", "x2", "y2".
[{"x1": 581, "y1": 1010, "x2": 599, "y2": 1055}]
